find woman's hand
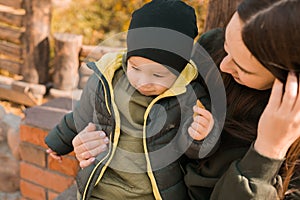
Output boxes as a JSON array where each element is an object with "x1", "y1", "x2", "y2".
[
  {"x1": 188, "y1": 100, "x2": 214, "y2": 141},
  {"x1": 72, "y1": 123, "x2": 109, "y2": 168},
  {"x1": 255, "y1": 73, "x2": 300, "y2": 159}
]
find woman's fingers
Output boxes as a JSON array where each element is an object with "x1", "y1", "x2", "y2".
[
  {"x1": 267, "y1": 79, "x2": 283, "y2": 110},
  {"x1": 80, "y1": 157, "x2": 95, "y2": 169},
  {"x1": 292, "y1": 74, "x2": 300, "y2": 111},
  {"x1": 74, "y1": 136, "x2": 109, "y2": 155},
  {"x1": 72, "y1": 130, "x2": 106, "y2": 147},
  {"x1": 78, "y1": 141, "x2": 108, "y2": 159},
  {"x1": 86, "y1": 122, "x2": 96, "y2": 132},
  {"x1": 255, "y1": 73, "x2": 300, "y2": 159},
  {"x1": 281, "y1": 73, "x2": 298, "y2": 111}
]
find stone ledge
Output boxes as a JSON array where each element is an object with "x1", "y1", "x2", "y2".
[{"x1": 24, "y1": 97, "x2": 75, "y2": 131}]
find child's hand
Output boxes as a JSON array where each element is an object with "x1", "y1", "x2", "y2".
[
  {"x1": 72, "y1": 123, "x2": 109, "y2": 168},
  {"x1": 188, "y1": 100, "x2": 214, "y2": 141},
  {"x1": 46, "y1": 148, "x2": 62, "y2": 162}
]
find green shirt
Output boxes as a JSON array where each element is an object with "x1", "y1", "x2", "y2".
[{"x1": 90, "y1": 68, "x2": 155, "y2": 200}]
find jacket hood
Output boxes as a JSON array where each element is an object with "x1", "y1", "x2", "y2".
[{"x1": 87, "y1": 51, "x2": 199, "y2": 97}]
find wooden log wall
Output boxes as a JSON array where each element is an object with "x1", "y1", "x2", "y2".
[
  {"x1": 0, "y1": 0, "x2": 51, "y2": 84},
  {"x1": 0, "y1": 2, "x2": 25, "y2": 76}
]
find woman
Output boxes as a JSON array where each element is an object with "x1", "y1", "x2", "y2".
[
  {"x1": 72, "y1": 0, "x2": 300, "y2": 199},
  {"x1": 185, "y1": 0, "x2": 300, "y2": 199}
]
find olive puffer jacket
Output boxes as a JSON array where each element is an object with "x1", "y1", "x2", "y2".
[{"x1": 45, "y1": 51, "x2": 218, "y2": 200}]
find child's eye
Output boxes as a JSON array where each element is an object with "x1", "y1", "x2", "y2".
[{"x1": 153, "y1": 74, "x2": 164, "y2": 78}]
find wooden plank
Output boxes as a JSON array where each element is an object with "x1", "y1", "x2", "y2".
[
  {"x1": 0, "y1": 0, "x2": 24, "y2": 9},
  {"x1": 0, "y1": 25, "x2": 24, "y2": 44},
  {"x1": 0, "y1": 76, "x2": 42, "y2": 106},
  {"x1": 0, "y1": 40, "x2": 22, "y2": 58},
  {"x1": 0, "y1": 5, "x2": 25, "y2": 27},
  {"x1": 0, "y1": 85, "x2": 41, "y2": 106},
  {"x1": 0, "y1": 57, "x2": 22, "y2": 74}
]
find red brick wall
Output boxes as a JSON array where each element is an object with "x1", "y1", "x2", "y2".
[{"x1": 19, "y1": 98, "x2": 79, "y2": 200}]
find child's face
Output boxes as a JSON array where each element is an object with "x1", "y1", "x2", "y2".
[{"x1": 127, "y1": 56, "x2": 177, "y2": 96}]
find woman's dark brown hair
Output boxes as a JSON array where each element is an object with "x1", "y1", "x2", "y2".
[{"x1": 238, "y1": 0, "x2": 300, "y2": 198}]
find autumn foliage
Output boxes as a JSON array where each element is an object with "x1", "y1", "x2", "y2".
[{"x1": 52, "y1": 0, "x2": 207, "y2": 45}]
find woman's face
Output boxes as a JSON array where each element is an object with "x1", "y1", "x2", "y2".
[
  {"x1": 220, "y1": 12, "x2": 275, "y2": 90},
  {"x1": 127, "y1": 56, "x2": 177, "y2": 96}
]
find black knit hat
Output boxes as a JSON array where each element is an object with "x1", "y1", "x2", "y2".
[{"x1": 126, "y1": 0, "x2": 198, "y2": 74}]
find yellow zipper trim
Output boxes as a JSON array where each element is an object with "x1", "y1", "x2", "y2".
[
  {"x1": 142, "y1": 61, "x2": 198, "y2": 200},
  {"x1": 91, "y1": 52, "x2": 123, "y2": 186},
  {"x1": 143, "y1": 99, "x2": 162, "y2": 200},
  {"x1": 99, "y1": 77, "x2": 111, "y2": 115},
  {"x1": 82, "y1": 73, "x2": 121, "y2": 200}
]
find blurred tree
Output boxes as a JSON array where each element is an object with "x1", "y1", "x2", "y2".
[
  {"x1": 203, "y1": 0, "x2": 242, "y2": 32},
  {"x1": 51, "y1": 0, "x2": 207, "y2": 45}
]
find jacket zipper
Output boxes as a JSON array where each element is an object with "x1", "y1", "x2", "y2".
[{"x1": 82, "y1": 75, "x2": 121, "y2": 200}]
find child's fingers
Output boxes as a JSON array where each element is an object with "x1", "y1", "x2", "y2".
[
  {"x1": 46, "y1": 148, "x2": 62, "y2": 161},
  {"x1": 193, "y1": 100, "x2": 205, "y2": 117},
  {"x1": 188, "y1": 126, "x2": 206, "y2": 141},
  {"x1": 193, "y1": 106, "x2": 212, "y2": 121},
  {"x1": 191, "y1": 121, "x2": 207, "y2": 133},
  {"x1": 46, "y1": 148, "x2": 53, "y2": 154},
  {"x1": 49, "y1": 153, "x2": 62, "y2": 161},
  {"x1": 193, "y1": 115, "x2": 210, "y2": 128}
]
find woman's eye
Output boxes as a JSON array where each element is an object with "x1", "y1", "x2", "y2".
[
  {"x1": 239, "y1": 68, "x2": 251, "y2": 75},
  {"x1": 132, "y1": 66, "x2": 140, "y2": 71}
]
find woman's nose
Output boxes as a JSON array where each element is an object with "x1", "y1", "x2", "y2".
[{"x1": 220, "y1": 55, "x2": 236, "y2": 74}]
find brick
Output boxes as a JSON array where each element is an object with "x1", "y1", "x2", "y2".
[
  {"x1": 48, "y1": 190, "x2": 59, "y2": 200},
  {"x1": 48, "y1": 154, "x2": 79, "y2": 177},
  {"x1": 19, "y1": 142, "x2": 46, "y2": 167},
  {"x1": 20, "y1": 180, "x2": 46, "y2": 200},
  {"x1": 20, "y1": 124, "x2": 48, "y2": 148},
  {"x1": 20, "y1": 162, "x2": 74, "y2": 193}
]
